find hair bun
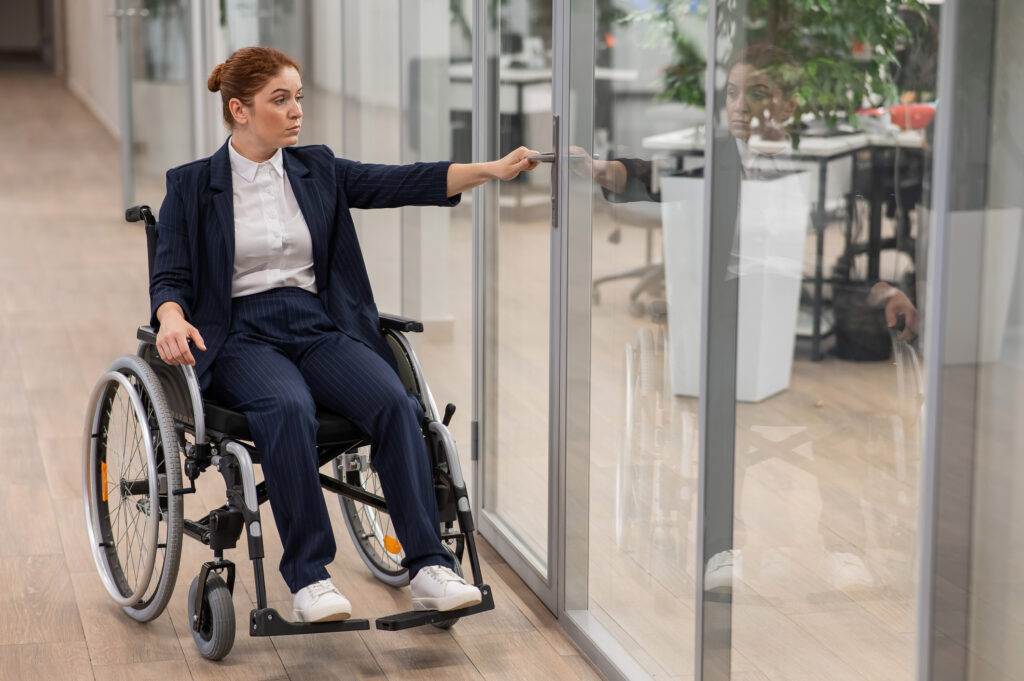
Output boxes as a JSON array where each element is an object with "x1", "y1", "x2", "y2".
[{"x1": 207, "y1": 63, "x2": 224, "y2": 92}]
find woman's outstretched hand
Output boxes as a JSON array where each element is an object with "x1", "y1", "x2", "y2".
[
  {"x1": 490, "y1": 146, "x2": 541, "y2": 180},
  {"x1": 446, "y1": 146, "x2": 541, "y2": 196},
  {"x1": 155, "y1": 302, "x2": 207, "y2": 367}
]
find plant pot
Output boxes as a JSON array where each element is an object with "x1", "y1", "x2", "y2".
[{"x1": 660, "y1": 168, "x2": 811, "y2": 402}]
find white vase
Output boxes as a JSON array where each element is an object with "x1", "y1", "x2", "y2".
[{"x1": 660, "y1": 170, "x2": 812, "y2": 402}]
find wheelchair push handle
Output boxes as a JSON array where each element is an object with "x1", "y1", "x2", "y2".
[{"x1": 125, "y1": 204, "x2": 156, "y2": 226}]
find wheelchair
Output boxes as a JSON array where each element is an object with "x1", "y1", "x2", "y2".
[{"x1": 82, "y1": 205, "x2": 493, "y2": 661}]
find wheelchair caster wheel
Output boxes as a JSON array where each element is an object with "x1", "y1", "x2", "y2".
[{"x1": 187, "y1": 573, "x2": 235, "y2": 661}]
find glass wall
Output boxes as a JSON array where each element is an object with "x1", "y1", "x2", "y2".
[
  {"x1": 922, "y1": 2, "x2": 1024, "y2": 681},
  {"x1": 560, "y1": 1, "x2": 943, "y2": 680},
  {"x1": 698, "y1": 2, "x2": 940, "y2": 680},
  {"x1": 967, "y1": 2, "x2": 1024, "y2": 677},
  {"x1": 120, "y1": 0, "x2": 194, "y2": 207},
  {"x1": 565, "y1": 0, "x2": 706, "y2": 676}
]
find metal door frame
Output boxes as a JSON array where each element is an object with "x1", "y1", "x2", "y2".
[{"x1": 471, "y1": 0, "x2": 562, "y2": 614}]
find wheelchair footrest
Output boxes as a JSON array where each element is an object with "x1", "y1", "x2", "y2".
[
  {"x1": 374, "y1": 585, "x2": 494, "y2": 631},
  {"x1": 249, "y1": 607, "x2": 370, "y2": 636}
]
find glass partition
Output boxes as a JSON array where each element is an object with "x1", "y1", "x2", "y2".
[
  {"x1": 699, "y1": 2, "x2": 940, "y2": 680},
  {"x1": 119, "y1": 0, "x2": 194, "y2": 207},
  {"x1": 921, "y1": 1, "x2": 1024, "y2": 681},
  {"x1": 563, "y1": 0, "x2": 706, "y2": 676}
]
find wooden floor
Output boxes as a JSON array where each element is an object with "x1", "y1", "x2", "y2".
[{"x1": 0, "y1": 69, "x2": 605, "y2": 681}]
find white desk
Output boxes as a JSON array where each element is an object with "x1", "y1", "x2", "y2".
[{"x1": 641, "y1": 127, "x2": 926, "y2": 154}]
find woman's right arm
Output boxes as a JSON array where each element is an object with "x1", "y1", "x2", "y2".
[{"x1": 150, "y1": 171, "x2": 205, "y2": 366}]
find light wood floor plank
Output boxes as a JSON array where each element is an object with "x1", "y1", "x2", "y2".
[
  {"x1": 71, "y1": 571, "x2": 183, "y2": 666},
  {"x1": 0, "y1": 641, "x2": 95, "y2": 681},
  {"x1": 0, "y1": 555, "x2": 85, "y2": 646}
]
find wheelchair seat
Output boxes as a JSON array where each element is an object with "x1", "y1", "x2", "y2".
[{"x1": 202, "y1": 399, "x2": 367, "y2": 449}]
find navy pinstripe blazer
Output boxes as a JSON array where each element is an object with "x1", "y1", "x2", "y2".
[{"x1": 149, "y1": 138, "x2": 460, "y2": 385}]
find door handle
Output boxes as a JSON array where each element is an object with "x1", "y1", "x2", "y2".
[{"x1": 550, "y1": 114, "x2": 560, "y2": 230}]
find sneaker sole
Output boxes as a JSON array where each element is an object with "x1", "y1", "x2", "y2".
[
  {"x1": 412, "y1": 591, "x2": 482, "y2": 613},
  {"x1": 294, "y1": 609, "x2": 352, "y2": 623}
]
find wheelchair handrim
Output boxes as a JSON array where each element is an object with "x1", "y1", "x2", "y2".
[
  {"x1": 83, "y1": 370, "x2": 160, "y2": 607},
  {"x1": 334, "y1": 457, "x2": 407, "y2": 580}
]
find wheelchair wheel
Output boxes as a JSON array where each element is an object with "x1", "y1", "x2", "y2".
[
  {"x1": 187, "y1": 572, "x2": 235, "y2": 661},
  {"x1": 333, "y1": 448, "x2": 409, "y2": 587},
  {"x1": 83, "y1": 355, "x2": 183, "y2": 623}
]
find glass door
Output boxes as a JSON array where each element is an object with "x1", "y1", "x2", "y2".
[
  {"x1": 115, "y1": 0, "x2": 195, "y2": 208},
  {"x1": 553, "y1": 1, "x2": 942, "y2": 680},
  {"x1": 559, "y1": 0, "x2": 705, "y2": 677},
  {"x1": 696, "y1": 2, "x2": 939, "y2": 680},
  {"x1": 475, "y1": 0, "x2": 559, "y2": 609}
]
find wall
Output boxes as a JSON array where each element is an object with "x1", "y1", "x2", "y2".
[{"x1": 64, "y1": 0, "x2": 121, "y2": 138}]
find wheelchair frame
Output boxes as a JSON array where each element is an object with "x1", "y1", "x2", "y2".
[{"x1": 86, "y1": 205, "x2": 493, "y2": 657}]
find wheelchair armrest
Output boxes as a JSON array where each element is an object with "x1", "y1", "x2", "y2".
[
  {"x1": 137, "y1": 325, "x2": 157, "y2": 344},
  {"x1": 379, "y1": 313, "x2": 423, "y2": 334}
]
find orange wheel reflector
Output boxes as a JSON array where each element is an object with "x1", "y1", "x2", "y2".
[
  {"x1": 101, "y1": 461, "x2": 108, "y2": 502},
  {"x1": 384, "y1": 535, "x2": 402, "y2": 555}
]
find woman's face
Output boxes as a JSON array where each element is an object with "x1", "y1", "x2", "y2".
[
  {"x1": 725, "y1": 63, "x2": 795, "y2": 142},
  {"x1": 231, "y1": 66, "x2": 303, "y2": 147}
]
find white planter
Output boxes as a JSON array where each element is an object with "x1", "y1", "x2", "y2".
[{"x1": 661, "y1": 170, "x2": 812, "y2": 402}]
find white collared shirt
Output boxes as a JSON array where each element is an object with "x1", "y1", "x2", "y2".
[{"x1": 228, "y1": 137, "x2": 318, "y2": 298}]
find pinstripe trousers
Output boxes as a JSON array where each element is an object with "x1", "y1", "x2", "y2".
[{"x1": 203, "y1": 286, "x2": 456, "y2": 593}]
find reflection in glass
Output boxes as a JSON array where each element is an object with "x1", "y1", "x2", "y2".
[
  {"x1": 569, "y1": 0, "x2": 938, "y2": 678},
  {"x1": 700, "y1": 2, "x2": 936, "y2": 679},
  {"x1": 126, "y1": 0, "x2": 193, "y2": 205}
]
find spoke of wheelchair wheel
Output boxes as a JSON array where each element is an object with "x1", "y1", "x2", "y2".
[
  {"x1": 126, "y1": 420, "x2": 146, "y2": 485},
  {"x1": 118, "y1": 500, "x2": 144, "y2": 568},
  {"x1": 114, "y1": 393, "x2": 130, "y2": 485},
  {"x1": 119, "y1": 391, "x2": 131, "y2": 482},
  {"x1": 133, "y1": 522, "x2": 148, "y2": 587},
  {"x1": 115, "y1": 505, "x2": 137, "y2": 560}
]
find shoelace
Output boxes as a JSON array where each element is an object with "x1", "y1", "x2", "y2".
[
  {"x1": 423, "y1": 566, "x2": 464, "y2": 586},
  {"x1": 307, "y1": 579, "x2": 339, "y2": 599}
]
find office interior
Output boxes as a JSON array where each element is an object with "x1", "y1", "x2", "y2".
[{"x1": 0, "y1": 0, "x2": 1020, "y2": 680}]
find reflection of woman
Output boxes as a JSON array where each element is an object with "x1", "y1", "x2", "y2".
[
  {"x1": 151, "y1": 47, "x2": 538, "y2": 623},
  {"x1": 579, "y1": 44, "x2": 917, "y2": 337}
]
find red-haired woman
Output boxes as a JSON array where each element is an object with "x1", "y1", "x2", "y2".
[{"x1": 150, "y1": 46, "x2": 538, "y2": 623}]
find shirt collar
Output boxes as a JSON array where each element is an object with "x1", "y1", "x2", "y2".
[{"x1": 228, "y1": 136, "x2": 284, "y2": 183}]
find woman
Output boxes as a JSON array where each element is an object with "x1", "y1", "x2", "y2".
[{"x1": 151, "y1": 46, "x2": 539, "y2": 623}]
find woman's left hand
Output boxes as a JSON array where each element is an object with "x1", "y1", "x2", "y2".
[{"x1": 490, "y1": 146, "x2": 541, "y2": 180}]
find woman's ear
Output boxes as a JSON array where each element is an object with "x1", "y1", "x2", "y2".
[{"x1": 228, "y1": 97, "x2": 248, "y2": 126}]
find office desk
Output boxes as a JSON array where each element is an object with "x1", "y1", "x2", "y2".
[{"x1": 641, "y1": 126, "x2": 926, "y2": 360}]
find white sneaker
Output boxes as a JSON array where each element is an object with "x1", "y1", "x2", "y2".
[
  {"x1": 704, "y1": 549, "x2": 743, "y2": 592},
  {"x1": 410, "y1": 565, "x2": 482, "y2": 612},
  {"x1": 293, "y1": 578, "x2": 352, "y2": 622},
  {"x1": 828, "y1": 551, "x2": 875, "y2": 591}
]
